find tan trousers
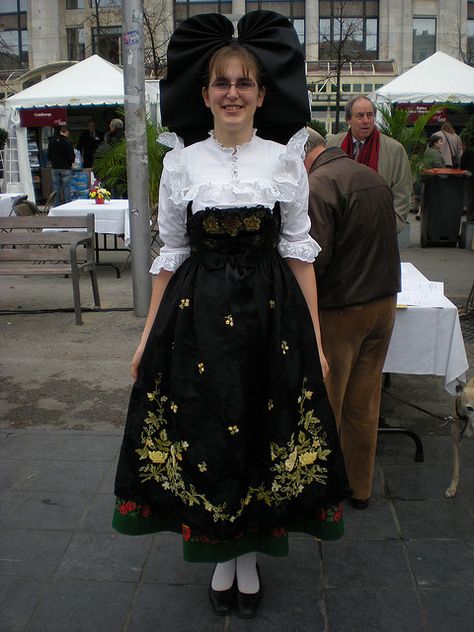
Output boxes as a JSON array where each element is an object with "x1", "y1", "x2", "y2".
[{"x1": 319, "y1": 296, "x2": 396, "y2": 500}]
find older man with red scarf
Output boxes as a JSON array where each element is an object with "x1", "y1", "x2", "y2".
[{"x1": 327, "y1": 96, "x2": 412, "y2": 233}]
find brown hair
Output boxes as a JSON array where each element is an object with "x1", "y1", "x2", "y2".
[
  {"x1": 441, "y1": 121, "x2": 455, "y2": 134},
  {"x1": 205, "y1": 45, "x2": 264, "y2": 87}
]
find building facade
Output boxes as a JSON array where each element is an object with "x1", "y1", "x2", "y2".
[{"x1": 1, "y1": 0, "x2": 474, "y2": 130}]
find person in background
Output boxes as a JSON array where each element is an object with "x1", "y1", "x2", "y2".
[
  {"x1": 47, "y1": 125, "x2": 75, "y2": 205},
  {"x1": 326, "y1": 95, "x2": 412, "y2": 233},
  {"x1": 433, "y1": 121, "x2": 463, "y2": 168},
  {"x1": 422, "y1": 134, "x2": 446, "y2": 169},
  {"x1": 76, "y1": 119, "x2": 104, "y2": 168},
  {"x1": 304, "y1": 127, "x2": 401, "y2": 511},
  {"x1": 106, "y1": 118, "x2": 125, "y2": 144},
  {"x1": 414, "y1": 135, "x2": 446, "y2": 220}
]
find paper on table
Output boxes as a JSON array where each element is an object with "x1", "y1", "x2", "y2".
[{"x1": 397, "y1": 280, "x2": 448, "y2": 307}]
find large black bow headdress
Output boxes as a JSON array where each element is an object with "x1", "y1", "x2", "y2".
[{"x1": 160, "y1": 11, "x2": 310, "y2": 146}]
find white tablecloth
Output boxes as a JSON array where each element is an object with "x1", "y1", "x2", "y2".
[
  {"x1": 0, "y1": 193, "x2": 25, "y2": 217},
  {"x1": 383, "y1": 262, "x2": 469, "y2": 394},
  {"x1": 48, "y1": 198, "x2": 130, "y2": 246}
]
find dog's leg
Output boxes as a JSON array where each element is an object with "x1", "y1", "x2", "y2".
[{"x1": 445, "y1": 421, "x2": 461, "y2": 498}]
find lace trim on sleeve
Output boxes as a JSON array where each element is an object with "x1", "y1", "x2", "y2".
[
  {"x1": 149, "y1": 250, "x2": 190, "y2": 275},
  {"x1": 158, "y1": 131, "x2": 184, "y2": 150},
  {"x1": 273, "y1": 128, "x2": 309, "y2": 209},
  {"x1": 277, "y1": 235, "x2": 321, "y2": 263}
]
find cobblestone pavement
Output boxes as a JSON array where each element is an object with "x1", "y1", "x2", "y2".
[{"x1": 1, "y1": 217, "x2": 473, "y2": 631}]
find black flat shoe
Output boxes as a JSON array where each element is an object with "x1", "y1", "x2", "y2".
[
  {"x1": 208, "y1": 580, "x2": 236, "y2": 616},
  {"x1": 349, "y1": 497, "x2": 369, "y2": 510},
  {"x1": 237, "y1": 565, "x2": 263, "y2": 619}
]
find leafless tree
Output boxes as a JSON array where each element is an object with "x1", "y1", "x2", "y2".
[
  {"x1": 317, "y1": 1, "x2": 371, "y2": 131},
  {"x1": 143, "y1": 3, "x2": 172, "y2": 78}
]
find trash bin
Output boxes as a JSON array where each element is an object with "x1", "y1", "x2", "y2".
[{"x1": 419, "y1": 168, "x2": 471, "y2": 248}]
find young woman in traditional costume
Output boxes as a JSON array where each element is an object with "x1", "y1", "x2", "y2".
[{"x1": 113, "y1": 11, "x2": 350, "y2": 618}]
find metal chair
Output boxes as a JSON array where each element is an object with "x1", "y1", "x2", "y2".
[
  {"x1": 12, "y1": 199, "x2": 41, "y2": 216},
  {"x1": 42, "y1": 191, "x2": 56, "y2": 214}
]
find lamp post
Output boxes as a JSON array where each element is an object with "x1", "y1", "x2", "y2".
[{"x1": 122, "y1": 0, "x2": 151, "y2": 316}]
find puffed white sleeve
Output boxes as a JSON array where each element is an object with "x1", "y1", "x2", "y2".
[
  {"x1": 149, "y1": 152, "x2": 191, "y2": 275},
  {"x1": 277, "y1": 131, "x2": 321, "y2": 262}
]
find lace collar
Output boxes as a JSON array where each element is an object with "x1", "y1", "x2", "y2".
[{"x1": 209, "y1": 129, "x2": 257, "y2": 152}]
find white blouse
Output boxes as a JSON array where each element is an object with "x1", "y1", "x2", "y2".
[{"x1": 150, "y1": 128, "x2": 321, "y2": 275}]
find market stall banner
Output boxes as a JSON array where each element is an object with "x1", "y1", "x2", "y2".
[{"x1": 20, "y1": 107, "x2": 67, "y2": 127}]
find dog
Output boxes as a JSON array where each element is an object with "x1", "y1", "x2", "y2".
[{"x1": 445, "y1": 378, "x2": 474, "y2": 498}]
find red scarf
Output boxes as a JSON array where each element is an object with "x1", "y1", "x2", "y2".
[{"x1": 341, "y1": 127, "x2": 381, "y2": 172}]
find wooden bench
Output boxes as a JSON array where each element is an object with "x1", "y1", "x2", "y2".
[{"x1": 0, "y1": 214, "x2": 100, "y2": 325}]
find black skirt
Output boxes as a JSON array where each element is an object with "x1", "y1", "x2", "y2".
[{"x1": 113, "y1": 205, "x2": 350, "y2": 561}]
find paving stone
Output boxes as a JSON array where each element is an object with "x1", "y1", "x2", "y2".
[
  {"x1": 127, "y1": 583, "x2": 225, "y2": 632},
  {"x1": 321, "y1": 540, "x2": 412, "y2": 589},
  {"x1": 55, "y1": 531, "x2": 152, "y2": 582},
  {"x1": 26, "y1": 579, "x2": 136, "y2": 632},
  {"x1": 325, "y1": 588, "x2": 425, "y2": 632},
  {"x1": 0, "y1": 529, "x2": 71, "y2": 578},
  {"x1": 406, "y1": 540, "x2": 474, "y2": 587},
  {"x1": 0, "y1": 490, "x2": 90, "y2": 531},
  {"x1": 262, "y1": 535, "x2": 320, "y2": 587},
  {"x1": 0, "y1": 431, "x2": 65, "y2": 460},
  {"x1": 342, "y1": 498, "x2": 400, "y2": 539},
  {"x1": 142, "y1": 532, "x2": 212, "y2": 585},
  {"x1": 57, "y1": 433, "x2": 121, "y2": 461},
  {"x1": 0, "y1": 458, "x2": 50, "y2": 490},
  {"x1": 0, "y1": 576, "x2": 46, "y2": 632},
  {"x1": 227, "y1": 584, "x2": 324, "y2": 631},
  {"x1": 377, "y1": 433, "x2": 447, "y2": 466},
  {"x1": 79, "y1": 492, "x2": 116, "y2": 532},
  {"x1": 383, "y1": 465, "x2": 453, "y2": 500},
  {"x1": 98, "y1": 460, "x2": 118, "y2": 493},
  {"x1": 370, "y1": 463, "x2": 385, "y2": 498},
  {"x1": 437, "y1": 436, "x2": 474, "y2": 467},
  {"x1": 420, "y1": 587, "x2": 474, "y2": 632},
  {"x1": 394, "y1": 498, "x2": 474, "y2": 539},
  {"x1": 10, "y1": 459, "x2": 110, "y2": 493}
]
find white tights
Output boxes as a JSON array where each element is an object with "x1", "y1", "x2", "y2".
[{"x1": 211, "y1": 552, "x2": 259, "y2": 594}]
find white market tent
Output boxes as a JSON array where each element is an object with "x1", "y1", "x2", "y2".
[
  {"x1": 1, "y1": 55, "x2": 159, "y2": 201},
  {"x1": 370, "y1": 51, "x2": 474, "y2": 106}
]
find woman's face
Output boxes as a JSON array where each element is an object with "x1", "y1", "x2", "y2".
[{"x1": 202, "y1": 57, "x2": 265, "y2": 138}]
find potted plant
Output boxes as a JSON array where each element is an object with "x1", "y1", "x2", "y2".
[{"x1": 89, "y1": 180, "x2": 111, "y2": 204}]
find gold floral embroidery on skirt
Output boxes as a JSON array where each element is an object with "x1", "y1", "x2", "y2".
[{"x1": 136, "y1": 376, "x2": 331, "y2": 524}]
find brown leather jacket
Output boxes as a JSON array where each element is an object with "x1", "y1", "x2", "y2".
[{"x1": 308, "y1": 147, "x2": 401, "y2": 309}]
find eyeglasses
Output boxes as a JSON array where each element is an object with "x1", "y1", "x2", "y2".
[{"x1": 210, "y1": 79, "x2": 257, "y2": 91}]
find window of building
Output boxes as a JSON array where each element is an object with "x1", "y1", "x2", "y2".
[
  {"x1": 341, "y1": 83, "x2": 351, "y2": 92},
  {"x1": 1, "y1": 28, "x2": 27, "y2": 66},
  {"x1": 0, "y1": 0, "x2": 27, "y2": 12},
  {"x1": 67, "y1": 27, "x2": 85, "y2": 61},
  {"x1": 94, "y1": 0, "x2": 121, "y2": 6},
  {"x1": 412, "y1": 17, "x2": 436, "y2": 63},
  {"x1": 92, "y1": 25, "x2": 122, "y2": 64},
  {"x1": 363, "y1": 83, "x2": 372, "y2": 92},
  {"x1": 175, "y1": 0, "x2": 232, "y2": 24},
  {"x1": 66, "y1": 0, "x2": 84, "y2": 9},
  {"x1": 292, "y1": 18, "x2": 305, "y2": 45},
  {"x1": 245, "y1": 1, "x2": 305, "y2": 45},
  {"x1": 352, "y1": 82, "x2": 361, "y2": 92},
  {"x1": 319, "y1": 0, "x2": 379, "y2": 60}
]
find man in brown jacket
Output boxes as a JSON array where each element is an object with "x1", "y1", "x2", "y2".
[{"x1": 305, "y1": 128, "x2": 401, "y2": 509}]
